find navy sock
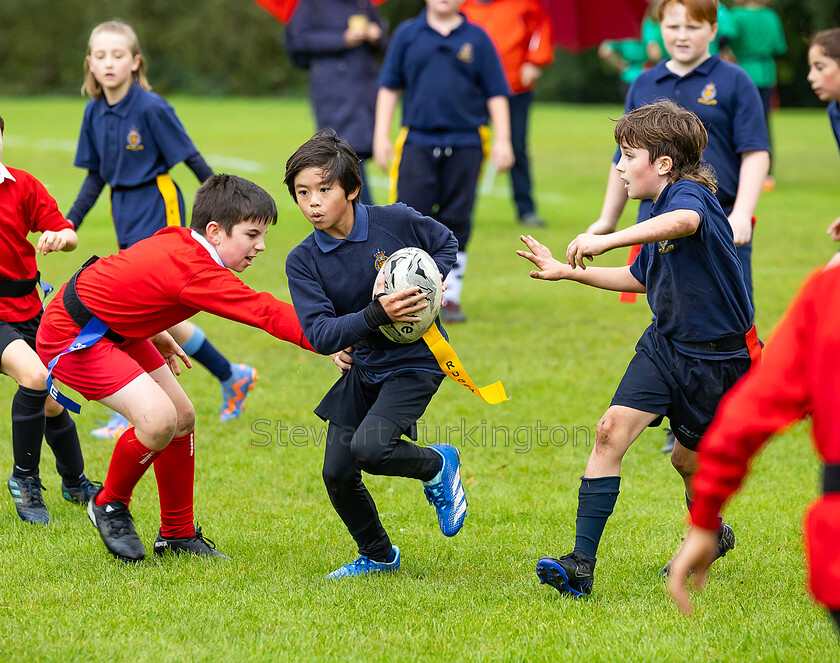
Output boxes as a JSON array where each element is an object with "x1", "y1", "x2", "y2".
[
  {"x1": 190, "y1": 338, "x2": 233, "y2": 382},
  {"x1": 384, "y1": 547, "x2": 397, "y2": 563},
  {"x1": 44, "y1": 409, "x2": 85, "y2": 486},
  {"x1": 573, "y1": 476, "x2": 621, "y2": 559},
  {"x1": 11, "y1": 385, "x2": 48, "y2": 478}
]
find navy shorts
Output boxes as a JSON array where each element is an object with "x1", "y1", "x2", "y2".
[
  {"x1": 611, "y1": 325, "x2": 751, "y2": 451},
  {"x1": 0, "y1": 312, "x2": 41, "y2": 356},
  {"x1": 315, "y1": 367, "x2": 444, "y2": 441}
]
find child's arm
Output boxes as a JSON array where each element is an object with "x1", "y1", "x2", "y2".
[
  {"x1": 517, "y1": 235, "x2": 645, "y2": 293},
  {"x1": 728, "y1": 149, "x2": 769, "y2": 246},
  {"x1": 567, "y1": 208, "x2": 701, "y2": 269},
  {"x1": 286, "y1": 251, "x2": 427, "y2": 355},
  {"x1": 373, "y1": 87, "x2": 400, "y2": 172},
  {"x1": 36, "y1": 228, "x2": 78, "y2": 255},
  {"x1": 587, "y1": 165, "x2": 629, "y2": 235},
  {"x1": 184, "y1": 153, "x2": 213, "y2": 183},
  {"x1": 487, "y1": 96, "x2": 514, "y2": 171},
  {"x1": 66, "y1": 171, "x2": 106, "y2": 231}
]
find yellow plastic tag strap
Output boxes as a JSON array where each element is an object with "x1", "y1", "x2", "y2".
[
  {"x1": 387, "y1": 126, "x2": 410, "y2": 205},
  {"x1": 422, "y1": 324, "x2": 508, "y2": 404},
  {"x1": 156, "y1": 173, "x2": 182, "y2": 227}
]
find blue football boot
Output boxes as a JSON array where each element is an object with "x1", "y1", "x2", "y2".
[
  {"x1": 423, "y1": 444, "x2": 467, "y2": 537},
  {"x1": 220, "y1": 363, "x2": 258, "y2": 423},
  {"x1": 91, "y1": 412, "x2": 131, "y2": 440},
  {"x1": 326, "y1": 546, "x2": 401, "y2": 580}
]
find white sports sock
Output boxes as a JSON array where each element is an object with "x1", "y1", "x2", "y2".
[{"x1": 444, "y1": 251, "x2": 467, "y2": 305}]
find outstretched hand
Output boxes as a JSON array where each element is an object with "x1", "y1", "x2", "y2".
[
  {"x1": 828, "y1": 216, "x2": 840, "y2": 241},
  {"x1": 666, "y1": 526, "x2": 719, "y2": 616},
  {"x1": 516, "y1": 235, "x2": 570, "y2": 281},
  {"x1": 151, "y1": 331, "x2": 192, "y2": 376},
  {"x1": 565, "y1": 233, "x2": 611, "y2": 269},
  {"x1": 372, "y1": 272, "x2": 428, "y2": 322}
]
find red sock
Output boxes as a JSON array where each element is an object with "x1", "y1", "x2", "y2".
[
  {"x1": 153, "y1": 430, "x2": 195, "y2": 539},
  {"x1": 95, "y1": 427, "x2": 160, "y2": 507}
]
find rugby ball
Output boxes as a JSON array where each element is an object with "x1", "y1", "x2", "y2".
[{"x1": 373, "y1": 247, "x2": 442, "y2": 344}]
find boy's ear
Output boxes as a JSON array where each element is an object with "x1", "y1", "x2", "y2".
[
  {"x1": 347, "y1": 186, "x2": 361, "y2": 202},
  {"x1": 656, "y1": 156, "x2": 673, "y2": 176},
  {"x1": 204, "y1": 220, "x2": 222, "y2": 244}
]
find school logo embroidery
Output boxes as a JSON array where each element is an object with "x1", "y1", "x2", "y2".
[
  {"x1": 373, "y1": 249, "x2": 389, "y2": 270},
  {"x1": 697, "y1": 83, "x2": 718, "y2": 106},
  {"x1": 457, "y1": 43, "x2": 473, "y2": 63},
  {"x1": 658, "y1": 240, "x2": 675, "y2": 254},
  {"x1": 125, "y1": 126, "x2": 144, "y2": 151}
]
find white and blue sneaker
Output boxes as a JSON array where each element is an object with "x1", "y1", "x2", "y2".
[
  {"x1": 423, "y1": 444, "x2": 467, "y2": 537},
  {"x1": 91, "y1": 412, "x2": 131, "y2": 440},
  {"x1": 326, "y1": 546, "x2": 401, "y2": 580},
  {"x1": 220, "y1": 363, "x2": 258, "y2": 423}
]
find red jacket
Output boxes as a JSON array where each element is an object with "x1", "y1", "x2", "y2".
[
  {"x1": 691, "y1": 265, "x2": 840, "y2": 608},
  {"x1": 461, "y1": 0, "x2": 554, "y2": 95}
]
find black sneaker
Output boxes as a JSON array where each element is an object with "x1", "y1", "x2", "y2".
[
  {"x1": 153, "y1": 526, "x2": 229, "y2": 558},
  {"x1": 8, "y1": 474, "x2": 50, "y2": 524},
  {"x1": 661, "y1": 522, "x2": 736, "y2": 577},
  {"x1": 62, "y1": 476, "x2": 103, "y2": 505},
  {"x1": 87, "y1": 493, "x2": 145, "y2": 562},
  {"x1": 536, "y1": 551, "x2": 595, "y2": 597}
]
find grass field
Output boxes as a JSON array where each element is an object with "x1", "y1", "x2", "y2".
[{"x1": 0, "y1": 96, "x2": 838, "y2": 661}]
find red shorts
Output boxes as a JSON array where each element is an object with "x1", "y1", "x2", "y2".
[{"x1": 37, "y1": 298, "x2": 165, "y2": 401}]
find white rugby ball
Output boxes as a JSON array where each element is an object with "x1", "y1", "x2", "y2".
[{"x1": 373, "y1": 247, "x2": 443, "y2": 344}]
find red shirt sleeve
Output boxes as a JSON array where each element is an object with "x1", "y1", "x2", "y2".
[
  {"x1": 690, "y1": 268, "x2": 823, "y2": 530},
  {"x1": 179, "y1": 266, "x2": 315, "y2": 352},
  {"x1": 22, "y1": 170, "x2": 73, "y2": 235}
]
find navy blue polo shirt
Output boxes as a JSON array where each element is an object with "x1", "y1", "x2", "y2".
[
  {"x1": 829, "y1": 101, "x2": 840, "y2": 156},
  {"x1": 377, "y1": 10, "x2": 509, "y2": 147},
  {"x1": 629, "y1": 179, "x2": 753, "y2": 358},
  {"x1": 285, "y1": 202, "x2": 458, "y2": 376},
  {"x1": 617, "y1": 56, "x2": 769, "y2": 215},
  {"x1": 74, "y1": 82, "x2": 199, "y2": 187}
]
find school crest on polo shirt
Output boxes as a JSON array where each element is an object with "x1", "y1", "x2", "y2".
[
  {"x1": 373, "y1": 249, "x2": 388, "y2": 270},
  {"x1": 697, "y1": 83, "x2": 718, "y2": 106},
  {"x1": 457, "y1": 43, "x2": 473, "y2": 63},
  {"x1": 126, "y1": 126, "x2": 144, "y2": 151},
  {"x1": 658, "y1": 240, "x2": 675, "y2": 254}
]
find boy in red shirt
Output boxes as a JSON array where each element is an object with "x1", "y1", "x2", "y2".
[
  {"x1": 0, "y1": 114, "x2": 98, "y2": 525},
  {"x1": 668, "y1": 264, "x2": 840, "y2": 633},
  {"x1": 37, "y1": 174, "x2": 314, "y2": 562}
]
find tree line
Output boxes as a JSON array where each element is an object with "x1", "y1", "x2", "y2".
[{"x1": 1, "y1": 0, "x2": 838, "y2": 105}]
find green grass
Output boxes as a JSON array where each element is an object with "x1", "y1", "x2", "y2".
[{"x1": 0, "y1": 96, "x2": 838, "y2": 661}]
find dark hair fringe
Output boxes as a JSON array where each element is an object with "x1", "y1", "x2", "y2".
[{"x1": 190, "y1": 174, "x2": 277, "y2": 235}]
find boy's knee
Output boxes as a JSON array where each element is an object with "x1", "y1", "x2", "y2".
[
  {"x1": 349, "y1": 417, "x2": 396, "y2": 472},
  {"x1": 594, "y1": 413, "x2": 623, "y2": 454},
  {"x1": 135, "y1": 407, "x2": 178, "y2": 449},
  {"x1": 174, "y1": 401, "x2": 196, "y2": 436},
  {"x1": 670, "y1": 451, "x2": 695, "y2": 478},
  {"x1": 322, "y1": 464, "x2": 357, "y2": 495},
  {"x1": 17, "y1": 366, "x2": 48, "y2": 391},
  {"x1": 349, "y1": 435, "x2": 385, "y2": 473}
]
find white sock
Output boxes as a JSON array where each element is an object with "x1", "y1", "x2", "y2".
[{"x1": 444, "y1": 251, "x2": 467, "y2": 305}]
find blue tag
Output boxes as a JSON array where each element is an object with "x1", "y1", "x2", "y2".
[{"x1": 46, "y1": 316, "x2": 110, "y2": 414}]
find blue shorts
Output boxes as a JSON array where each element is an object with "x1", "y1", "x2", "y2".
[{"x1": 611, "y1": 325, "x2": 751, "y2": 451}]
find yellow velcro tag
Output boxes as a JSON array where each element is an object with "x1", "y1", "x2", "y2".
[
  {"x1": 388, "y1": 126, "x2": 410, "y2": 205},
  {"x1": 422, "y1": 323, "x2": 508, "y2": 404},
  {"x1": 156, "y1": 173, "x2": 182, "y2": 227}
]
